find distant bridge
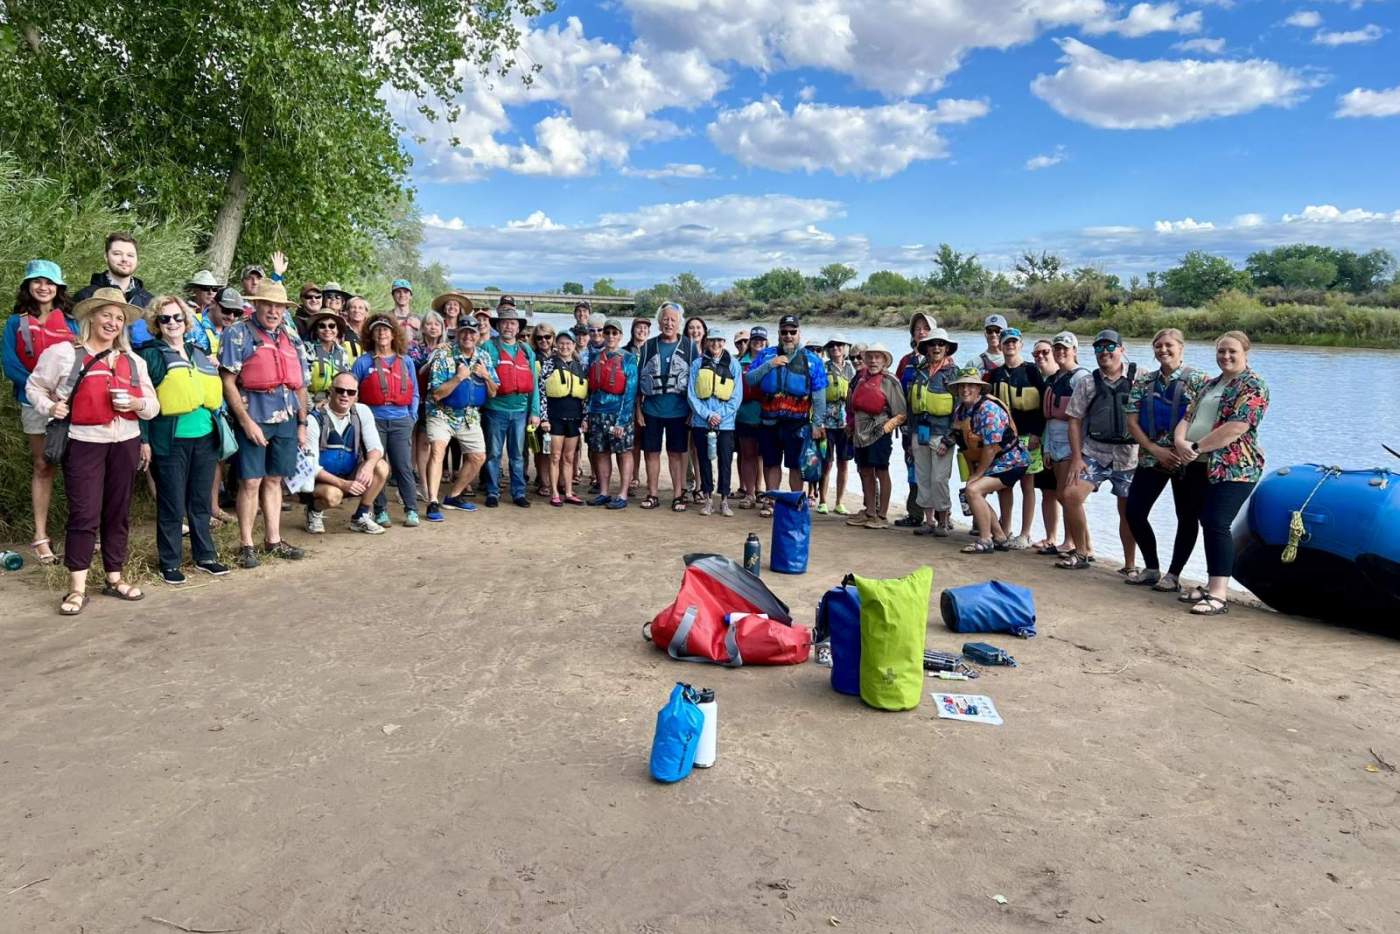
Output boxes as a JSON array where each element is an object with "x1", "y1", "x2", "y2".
[{"x1": 461, "y1": 290, "x2": 636, "y2": 309}]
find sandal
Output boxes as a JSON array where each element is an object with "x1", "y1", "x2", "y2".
[
  {"x1": 962, "y1": 541, "x2": 995, "y2": 554},
  {"x1": 759, "y1": 503, "x2": 774, "y2": 518},
  {"x1": 1118, "y1": 565, "x2": 1139, "y2": 577},
  {"x1": 1179, "y1": 585, "x2": 1209, "y2": 604},
  {"x1": 1124, "y1": 569, "x2": 1161, "y2": 586},
  {"x1": 100, "y1": 579, "x2": 145, "y2": 601},
  {"x1": 1153, "y1": 574, "x2": 1181, "y2": 593},
  {"x1": 563, "y1": 494, "x2": 584, "y2": 505},
  {"x1": 1190, "y1": 595, "x2": 1229, "y2": 616},
  {"x1": 1055, "y1": 551, "x2": 1093, "y2": 570},
  {"x1": 671, "y1": 497, "x2": 687, "y2": 512},
  {"x1": 639, "y1": 495, "x2": 661, "y2": 510},
  {"x1": 31, "y1": 538, "x2": 59, "y2": 566},
  {"x1": 993, "y1": 538, "x2": 1011, "y2": 551},
  {"x1": 1035, "y1": 543, "x2": 1064, "y2": 556},
  {"x1": 59, "y1": 591, "x2": 87, "y2": 616},
  {"x1": 549, "y1": 496, "x2": 563, "y2": 507}
]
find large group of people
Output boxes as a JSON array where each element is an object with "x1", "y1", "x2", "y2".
[{"x1": 5, "y1": 235, "x2": 1270, "y2": 618}]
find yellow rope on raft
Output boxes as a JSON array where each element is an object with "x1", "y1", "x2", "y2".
[{"x1": 1281, "y1": 466, "x2": 1342, "y2": 564}]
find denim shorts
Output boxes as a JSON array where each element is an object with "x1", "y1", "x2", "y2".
[
  {"x1": 1081, "y1": 454, "x2": 1134, "y2": 498},
  {"x1": 1043, "y1": 421, "x2": 1072, "y2": 462}
]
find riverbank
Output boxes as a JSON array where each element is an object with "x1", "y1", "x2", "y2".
[{"x1": 3, "y1": 499, "x2": 1396, "y2": 931}]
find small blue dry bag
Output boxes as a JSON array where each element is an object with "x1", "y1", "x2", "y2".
[
  {"x1": 649, "y1": 682, "x2": 706, "y2": 783},
  {"x1": 768, "y1": 490, "x2": 810, "y2": 574},
  {"x1": 939, "y1": 581, "x2": 1037, "y2": 638},
  {"x1": 817, "y1": 579, "x2": 861, "y2": 695}
]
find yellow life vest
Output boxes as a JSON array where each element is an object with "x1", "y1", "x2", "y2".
[
  {"x1": 825, "y1": 361, "x2": 850, "y2": 403},
  {"x1": 309, "y1": 344, "x2": 349, "y2": 395},
  {"x1": 694, "y1": 352, "x2": 735, "y2": 402},
  {"x1": 993, "y1": 367, "x2": 1043, "y2": 412},
  {"x1": 909, "y1": 382, "x2": 954, "y2": 417},
  {"x1": 155, "y1": 345, "x2": 222, "y2": 416},
  {"x1": 544, "y1": 362, "x2": 588, "y2": 400}
]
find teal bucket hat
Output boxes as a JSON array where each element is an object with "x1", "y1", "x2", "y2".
[{"x1": 23, "y1": 259, "x2": 65, "y2": 287}]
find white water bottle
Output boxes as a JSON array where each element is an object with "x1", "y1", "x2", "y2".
[{"x1": 694, "y1": 688, "x2": 717, "y2": 768}]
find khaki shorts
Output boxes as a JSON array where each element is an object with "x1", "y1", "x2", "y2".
[
  {"x1": 426, "y1": 411, "x2": 485, "y2": 453},
  {"x1": 20, "y1": 402, "x2": 48, "y2": 435}
]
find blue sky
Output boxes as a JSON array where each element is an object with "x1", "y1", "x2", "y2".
[{"x1": 394, "y1": 0, "x2": 1400, "y2": 292}]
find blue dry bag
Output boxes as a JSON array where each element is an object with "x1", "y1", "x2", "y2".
[
  {"x1": 768, "y1": 490, "x2": 810, "y2": 574},
  {"x1": 799, "y1": 431, "x2": 823, "y2": 484},
  {"x1": 816, "y1": 579, "x2": 862, "y2": 695},
  {"x1": 939, "y1": 581, "x2": 1037, "y2": 638},
  {"x1": 649, "y1": 682, "x2": 706, "y2": 783}
]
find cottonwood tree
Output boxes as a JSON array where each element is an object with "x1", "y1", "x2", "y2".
[{"x1": 0, "y1": 0, "x2": 552, "y2": 279}]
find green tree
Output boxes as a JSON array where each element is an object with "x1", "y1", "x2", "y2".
[
  {"x1": 739, "y1": 267, "x2": 807, "y2": 302},
  {"x1": 561, "y1": 281, "x2": 585, "y2": 295},
  {"x1": 0, "y1": 0, "x2": 553, "y2": 280},
  {"x1": 591, "y1": 278, "x2": 623, "y2": 296},
  {"x1": 861, "y1": 269, "x2": 917, "y2": 296},
  {"x1": 1161, "y1": 251, "x2": 1251, "y2": 306},
  {"x1": 670, "y1": 271, "x2": 709, "y2": 305},
  {"x1": 930, "y1": 244, "x2": 991, "y2": 294},
  {"x1": 1014, "y1": 251, "x2": 1065, "y2": 286},
  {"x1": 1247, "y1": 244, "x2": 1395, "y2": 292},
  {"x1": 816, "y1": 262, "x2": 857, "y2": 291}
]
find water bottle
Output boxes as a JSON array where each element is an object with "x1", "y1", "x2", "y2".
[
  {"x1": 694, "y1": 688, "x2": 717, "y2": 768},
  {"x1": 743, "y1": 533, "x2": 761, "y2": 577},
  {"x1": 1, "y1": 550, "x2": 22, "y2": 571},
  {"x1": 959, "y1": 488, "x2": 972, "y2": 517},
  {"x1": 540, "y1": 432, "x2": 552, "y2": 455}
]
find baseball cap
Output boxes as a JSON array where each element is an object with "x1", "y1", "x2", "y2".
[
  {"x1": 240, "y1": 264, "x2": 266, "y2": 280},
  {"x1": 1093, "y1": 329, "x2": 1122, "y2": 346},
  {"x1": 602, "y1": 319, "x2": 623, "y2": 333},
  {"x1": 749, "y1": 326, "x2": 769, "y2": 341},
  {"x1": 984, "y1": 313, "x2": 1008, "y2": 330},
  {"x1": 1000, "y1": 327, "x2": 1023, "y2": 342},
  {"x1": 554, "y1": 328, "x2": 576, "y2": 342},
  {"x1": 497, "y1": 294, "x2": 517, "y2": 308},
  {"x1": 391, "y1": 278, "x2": 412, "y2": 292},
  {"x1": 1051, "y1": 330, "x2": 1078, "y2": 348},
  {"x1": 707, "y1": 328, "x2": 727, "y2": 341},
  {"x1": 778, "y1": 314, "x2": 800, "y2": 330},
  {"x1": 455, "y1": 317, "x2": 479, "y2": 333},
  {"x1": 217, "y1": 287, "x2": 244, "y2": 310}
]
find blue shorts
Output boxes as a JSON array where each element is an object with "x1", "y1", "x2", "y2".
[
  {"x1": 1081, "y1": 454, "x2": 1134, "y2": 498},
  {"x1": 759, "y1": 420, "x2": 807, "y2": 469},
  {"x1": 823, "y1": 426, "x2": 853, "y2": 463},
  {"x1": 587, "y1": 411, "x2": 634, "y2": 453},
  {"x1": 236, "y1": 418, "x2": 298, "y2": 479},
  {"x1": 1043, "y1": 422, "x2": 1072, "y2": 462}
]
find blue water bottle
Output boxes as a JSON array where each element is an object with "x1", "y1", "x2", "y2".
[{"x1": 743, "y1": 533, "x2": 761, "y2": 578}]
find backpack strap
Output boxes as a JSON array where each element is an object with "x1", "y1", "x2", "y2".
[
  {"x1": 17, "y1": 314, "x2": 35, "y2": 358},
  {"x1": 666, "y1": 605, "x2": 743, "y2": 667}
]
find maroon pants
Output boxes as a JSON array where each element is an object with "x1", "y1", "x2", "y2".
[{"x1": 63, "y1": 437, "x2": 141, "y2": 573}]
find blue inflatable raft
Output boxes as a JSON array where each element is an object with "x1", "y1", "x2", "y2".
[{"x1": 1232, "y1": 464, "x2": 1400, "y2": 622}]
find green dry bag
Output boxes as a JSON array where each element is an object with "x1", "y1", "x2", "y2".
[{"x1": 854, "y1": 565, "x2": 932, "y2": 711}]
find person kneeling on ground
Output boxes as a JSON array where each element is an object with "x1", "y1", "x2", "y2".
[
  {"x1": 304, "y1": 372, "x2": 390, "y2": 534},
  {"x1": 423, "y1": 317, "x2": 494, "y2": 518},
  {"x1": 844, "y1": 343, "x2": 906, "y2": 530},
  {"x1": 948, "y1": 367, "x2": 1030, "y2": 554}
]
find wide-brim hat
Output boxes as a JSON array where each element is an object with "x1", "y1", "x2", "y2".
[
  {"x1": 863, "y1": 342, "x2": 894, "y2": 368},
  {"x1": 823, "y1": 332, "x2": 851, "y2": 348},
  {"x1": 492, "y1": 305, "x2": 532, "y2": 324},
  {"x1": 186, "y1": 269, "x2": 222, "y2": 289},
  {"x1": 73, "y1": 287, "x2": 141, "y2": 324},
  {"x1": 948, "y1": 366, "x2": 989, "y2": 389},
  {"x1": 918, "y1": 327, "x2": 959, "y2": 355},
  {"x1": 431, "y1": 291, "x2": 474, "y2": 314},
  {"x1": 245, "y1": 281, "x2": 296, "y2": 307},
  {"x1": 307, "y1": 310, "x2": 349, "y2": 334},
  {"x1": 321, "y1": 281, "x2": 351, "y2": 300}
]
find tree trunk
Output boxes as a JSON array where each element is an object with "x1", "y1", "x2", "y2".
[{"x1": 207, "y1": 154, "x2": 249, "y2": 283}]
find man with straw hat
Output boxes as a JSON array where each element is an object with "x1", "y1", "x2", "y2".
[
  {"x1": 947, "y1": 364, "x2": 1029, "y2": 553},
  {"x1": 218, "y1": 280, "x2": 311, "y2": 569},
  {"x1": 479, "y1": 295, "x2": 540, "y2": 507}
]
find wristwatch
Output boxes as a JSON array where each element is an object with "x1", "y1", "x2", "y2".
[{"x1": 1190, "y1": 441, "x2": 1200, "y2": 453}]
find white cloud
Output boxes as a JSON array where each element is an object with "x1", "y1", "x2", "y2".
[
  {"x1": 1284, "y1": 10, "x2": 1323, "y2": 28},
  {"x1": 620, "y1": 163, "x2": 716, "y2": 179},
  {"x1": 708, "y1": 98, "x2": 988, "y2": 178},
  {"x1": 1081, "y1": 225, "x2": 1141, "y2": 236},
  {"x1": 1173, "y1": 37, "x2": 1226, "y2": 54},
  {"x1": 1313, "y1": 24, "x2": 1384, "y2": 45},
  {"x1": 1030, "y1": 38, "x2": 1316, "y2": 129},
  {"x1": 1337, "y1": 85, "x2": 1400, "y2": 118},
  {"x1": 1233, "y1": 213, "x2": 1266, "y2": 227},
  {"x1": 1154, "y1": 217, "x2": 1216, "y2": 232},
  {"x1": 1282, "y1": 204, "x2": 1400, "y2": 223},
  {"x1": 1025, "y1": 146, "x2": 1067, "y2": 170},
  {"x1": 506, "y1": 211, "x2": 565, "y2": 231},
  {"x1": 798, "y1": 85, "x2": 817, "y2": 102},
  {"x1": 1085, "y1": 3, "x2": 1202, "y2": 38}
]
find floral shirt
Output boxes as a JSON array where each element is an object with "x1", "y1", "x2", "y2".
[
  {"x1": 1125, "y1": 364, "x2": 1208, "y2": 469},
  {"x1": 425, "y1": 343, "x2": 495, "y2": 428},
  {"x1": 958, "y1": 397, "x2": 1030, "y2": 477},
  {"x1": 1186, "y1": 367, "x2": 1269, "y2": 483}
]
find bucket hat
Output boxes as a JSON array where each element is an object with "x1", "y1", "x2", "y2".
[
  {"x1": 863, "y1": 342, "x2": 894, "y2": 369},
  {"x1": 186, "y1": 269, "x2": 221, "y2": 289},
  {"x1": 917, "y1": 327, "x2": 959, "y2": 355},
  {"x1": 307, "y1": 311, "x2": 348, "y2": 335},
  {"x1": 947, "y1": 365, "x2": 989, "y2": 389},
  {"x1": 321, "y1": 281, "x2": 351, "y2": 301},
  {"x1": 72, "y1": 287, "x2": 141, "y2": 324},
  {"x1": 22, "y1": 259, "x2": 65, "y2": 286},
  {"x1": 823, "y1": 332, "x2": 851, "y2": 348}
]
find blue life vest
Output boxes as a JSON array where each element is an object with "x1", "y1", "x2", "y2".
[
  {"x1": 1141, "y1": 366, "x2": 1196, "y2": 438},
  {"x1": 442, "y1": 375, "x2": 488, "y2": 410},
  {"x1": 319, "y1": 408, "x2": 365, "y2": 479},
  {"x1": 759, "y1": 349, "x2": 812, "y2": 397}
]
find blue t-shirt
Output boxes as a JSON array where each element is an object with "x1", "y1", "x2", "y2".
[{"x1": 642, "y1": 338, "x2": 688, "y2": 419}]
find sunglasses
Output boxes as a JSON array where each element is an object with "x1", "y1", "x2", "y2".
[
  {"x1": 1094, "y1": 342, "x2": 1120, "y2": 353},
  {"x1": 1032, "y1": 349, "x2": 1052, "y2": 357},
  {"x1": 535, "y1": 335, "x2": 553, "y2": 341},
  {"x1": 985, "y1": 327, "x2": 1003, "y2": 335},
  {"x1": 332, "y1": 387, "x2": 358, "y2": 396},
  {"x1": 587, "y1": 328, "x2": 602, "y2": 334},
  {"x1": 304, "y1": 293, "x2": 322, "y2": 300},
  {"x1": 779, "y1": 329, "x2": 798, "y2": 336},
  {"x1": 316, "y1": 321, "x2": 339, "y2": 330},
  {"x1": 154, "y1": 314, "x2": 183, "y2": 325}
]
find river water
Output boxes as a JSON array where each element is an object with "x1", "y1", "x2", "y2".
[{"x1": 534, "y1": 313, "x2": 1400, "y2": 585}]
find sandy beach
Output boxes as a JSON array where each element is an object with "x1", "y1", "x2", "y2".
[{"x1": 2, "y1": 498, "x2": 1398, "y2": 933}]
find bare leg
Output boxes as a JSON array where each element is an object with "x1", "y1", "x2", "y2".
[
  {"x1": 1118, "y1": 495, "x2": 1137, "y2": 569},
  {"x1": 1018, "y1": 474, "x2": 1037, "y2": 539},
  {"x1": 236, "y1": 478, "x2": 261, "y2": 547},
  {"x1": 27, "y1": 434, "x2": 56, "y2": 557},
  {"x1": 560, "y1": 437, "x2": 579, "y2": 497},
  {"x1": 667, "y1": 450, "x2": 686, "y2": 500},
  {"x1": 875, "y1": 468, "x2": 893, "y2": 518},
  {"x1": 427, "y1": 440, "x2": 448, "y2": 502},
  {"x1": 259, "y1": 477, "x2": 283, "y2": 544}
]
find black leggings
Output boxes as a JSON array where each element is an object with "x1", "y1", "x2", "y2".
[
  {"x1": 690, "y1": 427, "x2": 735, "y2": 497},
  {"x1": 1200, "y1": 480, "x2": 1256, "y2": 578},
  {"x1": 1125, "y1": 462, "x2": 1207, "y2": 575}
]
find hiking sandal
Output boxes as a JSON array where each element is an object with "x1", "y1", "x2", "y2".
[
  {"x1": 759, "y1": 503, "x2": 774, "y2": 518},
  {"x1": 59, "y1": 591, "x2": 87, "y2": 616},
  {"x1": 1055, "y1": 552, "x2": 1092, "y2": 570},
  {"x1": 671, "y1": 497, "x2": 687, "y2": 512},
  {"x1": 639, "y1": 495, "x2": 661, "y2": 509},
  {"x1": 1179, "y1": 585, "x2": 1209, "y2": 603},
  {"x1": 1190, "y1": 595, "x2": 1229, "y2": 616},
  {"x1": 31, "y1": 538, "x2": 59, "y2": 566},
  {"x1": 100, "y1": 579, "x2": 144, "y2": 601},
  {"x1": 1153, "y1": 574, "x2": 1181, "y2": 593},
  {"x1": 1124, "y1": 569, "x2": 1161, "y2": 586},
  {"x1": 962, "y1": 540, "x2": 995, "y2": 554}
]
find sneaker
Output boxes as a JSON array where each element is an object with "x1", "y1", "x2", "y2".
[
  {"x1": 1008, "y1": 534, "x2": 1031, "y2": 551},
  {"x1": 263, "y1": 540, "x2": 305, "y2": 560},
  {"x1": 443, "y1": 495, "x2": 477, "y2": 512},
  {"x1": 374, "y1": 509, "x2": 391, "y2": 527},
  {"x1": 513, "y1": 496, "x2": 531, "y2": 508},
  {"x1": 833, "y1": 504, "x2": 849, "y2": 516},
  {"x1": 845, "y1": 513, "x2": 871, "y2": 527},
  {"x1": 816, "y1": 503, "x2": 828, "y2": 515},
  {"x1": 404, "y1": 510, "x2": 420, "y2": 527},
  {"x1": 864, "y1": 515, "x2": 889, "y2": 530},
  {"x1": 426, "y1": 503, "x2": 444, "y2": 522},
  {"x1": 195, "y1": 560, "x2": 231, "y2": 576},
  {"x1": 932, "y1": 524, "x2": 950, "y2": 538},
  {"x1": 484, "y1": 495, "x2": 499, "y2": 508},
  {"x1": 161, "y1": 567, "x2": 187, "y2": 585},
  {"x1": 238, "y1": 546, "x2": 260, "y2": 569},
  {"x1": 699, "y1": 496, "x2": 714, "y2": 517},
  {"x1": 350, "y1": 513, "x2": 386, "y2": 534},
  {"x1": 306, "y1": 509, "x2": 325, "y2": 534},
  {"x1": 893, "y1": 516, "x2": 919, "y2": 528},
  {"x1": 720, "y1": 498, "x2": 734, "y2": 517}
]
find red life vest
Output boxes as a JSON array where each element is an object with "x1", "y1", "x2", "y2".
[
  {"x1": 239, "y1": 325, "x2": 305, "y2": 392},
  {"x1": 588, "y1": 352, "x2": 628, "y2": 395},
  {"x1": 850, "y1": 372, "x2": 888, "y2": 416},
  {"x1": 1043, "y1": 367, "x2": 1084, "y2": 422},
  {"x1": 358, "y1": 355, "x2": 414, "y2": 406},
  {"x1": 14, "y1": 312, "x2": 75, "y2": 371},
  {"x1": 492, "y1": 341, "x2": 532, "y2": 395},
  {"x1": 71, "y1": 352, "x2": 143, "y2": 426}
]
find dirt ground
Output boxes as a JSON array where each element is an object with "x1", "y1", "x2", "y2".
[{"x1": 3, "y1": 496, "x2": 1399, "y2": 934}]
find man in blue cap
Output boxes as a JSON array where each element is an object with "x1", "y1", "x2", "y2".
[{"x1": 390, "y1": 278, "x2": 421, "y2": 339}]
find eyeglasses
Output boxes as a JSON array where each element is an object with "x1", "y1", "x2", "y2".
[
  {"x1": 332, "y1": 387, "x2": 358, "y2": 396},
  {"x1": 1094, "y1": 342, "x2": 1120, "y2": 353},
  {"x1": 155, "y1": 314, "x2": 183, "y2": 324}
]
